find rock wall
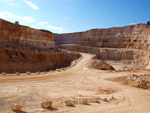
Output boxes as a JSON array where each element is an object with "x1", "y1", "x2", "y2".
[
  {"x1": 0, "y1": 19, "x2": 83, "y2": 74},
  {"x1": 54, "y1": 24, "x2": 150, "y2": 50},
  {"x1": 0, "y1": 47, "x2": 80, "y2": 73},
  {"x1": 0, "y1": 19, "x2": 55, "y2": 49},
  {"x1": 58, "y1": 45, "x2": 150, "y2": 68},
  {"x1": 54, "y1": 24, "x2": 150, "y2": 69}
]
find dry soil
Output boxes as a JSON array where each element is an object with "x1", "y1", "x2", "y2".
[{"x1": 0, "y1": 53, "x2": 150, "y2": 113}]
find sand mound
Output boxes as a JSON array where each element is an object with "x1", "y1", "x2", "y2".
[{"x1": 87, "y1": 58, "x2": 115, "y2": 70}]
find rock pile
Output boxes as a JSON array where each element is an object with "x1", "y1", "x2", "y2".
[
  {"x1": 124, "y1": 74, "x2": 150, "y2": 89},
  {"x1": 87, "y1": 59, "x2": 115, "y2": 70}
]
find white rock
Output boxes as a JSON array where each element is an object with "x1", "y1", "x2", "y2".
[{"x1": 78, "y1": 98, "x2": 88, "y2": 105}]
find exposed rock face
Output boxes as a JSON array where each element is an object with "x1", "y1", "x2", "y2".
[
  {"x1": 54, "y1": 24, "x2": 150, "y2": 69},
  {"x1": 0, "y1": 47, "x2": 80, "y2": 73},
  {"x1": 0, "y1": 19, "x2": 82, "y2": 74},
  {"x1": 0, "y1": 19, "x2": 55, "y2": 49},
  {"x1": 54, "y1": 24, "x2": 150, "y2": 50},
  {"x1": 0, "y1": 19, "x2": 82, "y2": 73},
  {"x1": 57, "y1": 45, "x2": 150, "y2": 68}
]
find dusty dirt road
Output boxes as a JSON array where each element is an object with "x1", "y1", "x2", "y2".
[{"x1": 0, "y1": 53, "x2": 150, "y2": 113}]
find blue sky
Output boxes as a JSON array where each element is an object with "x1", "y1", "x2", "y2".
[{"x1": 0, "y1": 0, "x2": 150, "y2": 33}]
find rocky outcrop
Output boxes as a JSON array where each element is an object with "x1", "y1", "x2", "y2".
[
  {"x1": 0, "y1": 18, "x2": 55, "y2": 49},
  {"x1": 0, "y1": 47, "x2": 80, "y2": 73}
]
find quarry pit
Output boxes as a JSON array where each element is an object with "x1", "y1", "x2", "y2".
[{"x1": 0, "y1": 19, "x2": 150, "y2": 113}]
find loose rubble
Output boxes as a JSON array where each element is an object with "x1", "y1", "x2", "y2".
[{"x1": 124, "y1": 74, "x2": 150, "y2": 89}]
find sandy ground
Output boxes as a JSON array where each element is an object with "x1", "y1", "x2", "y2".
[
  {"x1": 105, "y1": 60, "x2": 137, "y2": 70},
  {"x1": 0, "y1": 53, "x2": 150, "y2": 113}
]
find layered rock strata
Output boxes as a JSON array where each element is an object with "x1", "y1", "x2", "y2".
[
  {"x1": 0, "y1": 19, "x2": 55, "y2": 49},
  {"x1": 57, "y1": 45, "x2": 150, "y2": 68},
  {"x1": 54, "y1": 24, "x2": 150, "y2": 69},
  {"x1": 0, "y1": 19, "x2": 82, "y2": 74},
  {"x1": 54, "y1": 24, "x2": 150, "y2": 50},
  {"x1": 0, "y1": 47, "x2": 80, "y2": 73}
]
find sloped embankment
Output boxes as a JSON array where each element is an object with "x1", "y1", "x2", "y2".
[
  {"x1": 0, "y1": 47, "x2": 80, "y2": 73},
  {"x1": 87, "y1": 56, "x2": 115, "y2": 70}
]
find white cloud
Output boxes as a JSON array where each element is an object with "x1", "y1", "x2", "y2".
[
  {"x1": 30, "y1": 25, "x2": 36, "y2": 28},
  {"x1": 38, "y1": 22, "x2": 49, "y2": 26},
  {"x1": 22, "y1": 16, "x2": 35, "y2": 22},
  {"x1": 130, "y1": 23, "x2": 136, "y2": 25},
  {"x1": 0, "y1": 12, "x2": 20, "y2": 19},
  {"x1": 38, "y1": 21, "x2": 65, "y2": 33},
  {"x1": 0, "y1": 12, "x2": 35, "y2": 23},
  {"x1": 2, "y1": 0, "x2": 17, "y2": 6},
  {"x1": 24, "y1": 0, "x2": 39, "y2": 10},
  {"x1": 47, "y1": 25, "x2": 64, "y2": 31}
]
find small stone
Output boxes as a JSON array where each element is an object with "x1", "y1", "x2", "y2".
[
  {"x1": 111, "y1": 96, "x2": 116, "y2": 100},
  {"x1": 16, "y1": 72, "x2": 20, "y2": 75},
  {"x1": 103, "y1": 98, "x2": 109, "y2": 102},
  {"x1": 26, "y1": 71, "x2": 31, "y2": 75},
  {"x1": 93, "y1": 99, "x2": 101, "y2": 103},
  {"x1": 36, "y1": 71, "x2": 40, "y2": 74},
  {"x1": 41, "y1": 100, "x2": 52, "y2": 108},
  {"x1": 42, "y1": 72, "x2": 47, "y2": 74},
  {"x1": 2, "y1": 72, "x2": 6, "y2": 75},
  {"x1": 64, "y1": 99, "x2": 74, "y2": 106},
  {"x1": 78, "y1": 98, "x2": 89, "y2": 105},
  {"x1": 10, "y1": 104, "x2": 23, "y2": 111}
]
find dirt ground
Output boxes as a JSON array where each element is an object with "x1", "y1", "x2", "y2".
[{"x1": 0, "y1": 53, "x2": 150, "y2": 113}]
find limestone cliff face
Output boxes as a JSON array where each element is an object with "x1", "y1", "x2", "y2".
[
  {"x1": 57, "y1": 45, "x2": 150, "y2": 68},
  {"x1": 54, "y1": 24, "x2": 150, "y2": 50},
  {"x1": 0, "y1": 19, "x2": 82, "y2": 73},
  {"x1": 54, "y1": 24, "x2": 150, "y2": 69},
  {"x1": 0, "y1": 19, "x2": 55, "y2": 49}
]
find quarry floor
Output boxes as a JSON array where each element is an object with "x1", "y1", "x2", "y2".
[{"x1": 0, "y1": 53, "x2": 150, "y2": 113}]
